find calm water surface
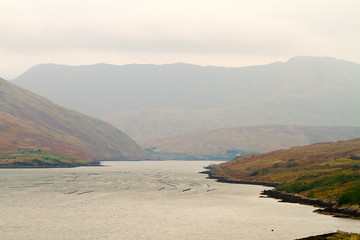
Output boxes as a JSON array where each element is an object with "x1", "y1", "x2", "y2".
[{"x1": 0, "y1": 161, "x2": 359, "y2": 240}]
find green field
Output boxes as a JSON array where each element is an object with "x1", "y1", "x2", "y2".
[{"x1": 0, "y1": 151, "x2": 98, "y2": 168}]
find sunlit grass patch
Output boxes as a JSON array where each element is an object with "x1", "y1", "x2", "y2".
[{"x1": 0, "y1": 151, "x2": 97, "y2": 167}]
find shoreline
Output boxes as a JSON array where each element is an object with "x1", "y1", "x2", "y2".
[
  {"x1": 295, "y1": 231, "x2": 360, "y2": 240},
  {"x1": 201, "y1": 167, "x2": 360, "y2": 220},
  {"x1": 0, "y1": 161, "x2": 101, "y2": 169},
  {"x1": 261, "y1": 189, "x2": 360, "y2": 220},
  {"x1": 200, "y1": 170, "x2": 279, "y2": 187}
]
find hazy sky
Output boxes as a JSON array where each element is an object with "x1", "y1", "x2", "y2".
[{"x1": 1, "y1": 0, "x2": 359, "y2": 79}]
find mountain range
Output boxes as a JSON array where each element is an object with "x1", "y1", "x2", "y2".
[
  {"x1": 0, "y1": 78, "x2": 153, "y2": 161},
  {"x1": 12, "y1": 56, "x2": 360, "y2": 142}
]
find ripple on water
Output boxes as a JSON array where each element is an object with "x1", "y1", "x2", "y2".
[{"x1": 0, "y1": 160, "x2": 359, "y2": 240}]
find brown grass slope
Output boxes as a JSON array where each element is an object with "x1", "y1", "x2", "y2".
[
  {"x1": 0, "y1": 78, "x2": 154, "y2": 160},
  {"x1": 141, "y1": 125, "x2": 360, "y2": 155},
  {"x1": 212, "y1": 138, "x2": 360, "y2": 182},
  {"x1": 211, "y1": 139, "x2": 360, "y2": 209}
]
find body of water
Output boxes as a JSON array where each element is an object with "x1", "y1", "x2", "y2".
[{"x1": 0, "y1": 161, "x2": 359, "y2": 240}]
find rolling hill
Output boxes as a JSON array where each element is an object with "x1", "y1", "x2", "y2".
[
  {"x1": 141, "y1": 126, "x2": 360, "y2": 159},
  {"x1": 0, "y1": 78, "x2": 154, "y2": 162},
  {"x1": 209, "y1": 138, "x2": 360, "y2": 209},
  {"x1": 12, "y1": 56, "x2": 360, "y2": 142}
]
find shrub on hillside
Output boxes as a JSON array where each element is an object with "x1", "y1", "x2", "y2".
[{"x1": 339, "y1": 185, "x2": 360, "y2": 205}]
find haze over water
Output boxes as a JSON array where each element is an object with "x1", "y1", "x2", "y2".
[{"x1": 0, "y1": 161, "x2": 358, "y2": 240}]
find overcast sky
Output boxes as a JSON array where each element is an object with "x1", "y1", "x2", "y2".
[{"x1": 0, "y1": 0, "x2": 359, "y2": 79}]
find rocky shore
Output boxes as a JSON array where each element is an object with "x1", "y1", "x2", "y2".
[
  {"x1": 202, "y1": 166, "x2": 360, "y2": 220},
  {"x1": 295, "y1": 231, "x2": 360, "y2": 240},
  {"x1": 0, "y1": 160, "x2": 100, "y2": 168},
  {"x1": 199, "y1": 169, "x2": 279, "y2": 187},
  {"x1": 261, "y1": 190, "x2": 360, "y2": 220},
  {"x1": 295, "y1": 232, "x2": 336, "y2": 240}
]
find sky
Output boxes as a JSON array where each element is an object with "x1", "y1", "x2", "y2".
[{"x1": 0, "y1": 0, "x2": 359, "y2": 79}]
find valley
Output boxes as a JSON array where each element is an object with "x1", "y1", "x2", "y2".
[
  {"x1": 2, "y1": 57, "x2": 360, "y2": 239},
  {"x1": 142, "y1": 125, "x2": 360, "y2": 160},
  {"x1": 2, "y1": 1, "x2": 360, "y2": 239},
  {"x1": 12, "y1": 57, "x2": 360, "y2": 142}
]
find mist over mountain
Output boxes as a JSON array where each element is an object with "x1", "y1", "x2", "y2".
[
  {"x1": 141, "y1": 125, "x2": 360, "y2": 158},
  {"x1": 0, "y1": 78, "x2": 153, "y2": 160},
  {"x1": 13, "y1": 56, "x2": 360, "y2": 142}
]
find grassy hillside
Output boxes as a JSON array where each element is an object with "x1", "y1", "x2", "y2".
[
  {"x1": 0, "y1": 151, "x2": 97, "y2": 168},
  {"x1": 141, "y1": 126, "x2": 360, "y2": 158},
  {"x1": 210, "y1": 139, "x2": 360, "y2": 206},
  {"x1": 0, "y1": 78, "x2": 154, "y2": 162},
  {"x1": 13, "y1": 57, "x2": 360, "y2": 142}
]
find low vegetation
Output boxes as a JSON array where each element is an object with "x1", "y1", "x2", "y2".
[
  {"x1": 277, "y1": 172, "x2": 360, "y2": 206},
  {"x1": 0, "y1": 151, "x2": 98, "y2": 168},
  {"x1": 328, "y1": 232, "x2": 360, "y2": 240},
  {"x1": 211, "y1": 139, "x2": 360, "y2": 207}
]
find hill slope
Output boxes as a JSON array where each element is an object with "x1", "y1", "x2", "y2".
[
  {"x1": 0, "y1": 78, "x2": 153, "y2": 161},
  {"x1": 141, "y1": 126, "x2": 360, "y2": 158},
  {"x1": 13, "y1": 56, "x2": 360, "y2": 142},
  {"x1": 210, "y1": 138, "x2": 360, "y2": 208}
]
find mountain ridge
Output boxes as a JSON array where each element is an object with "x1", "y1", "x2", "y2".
[{"x1": 12, "y1": 56, "x2": 360, "y2": 141}]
